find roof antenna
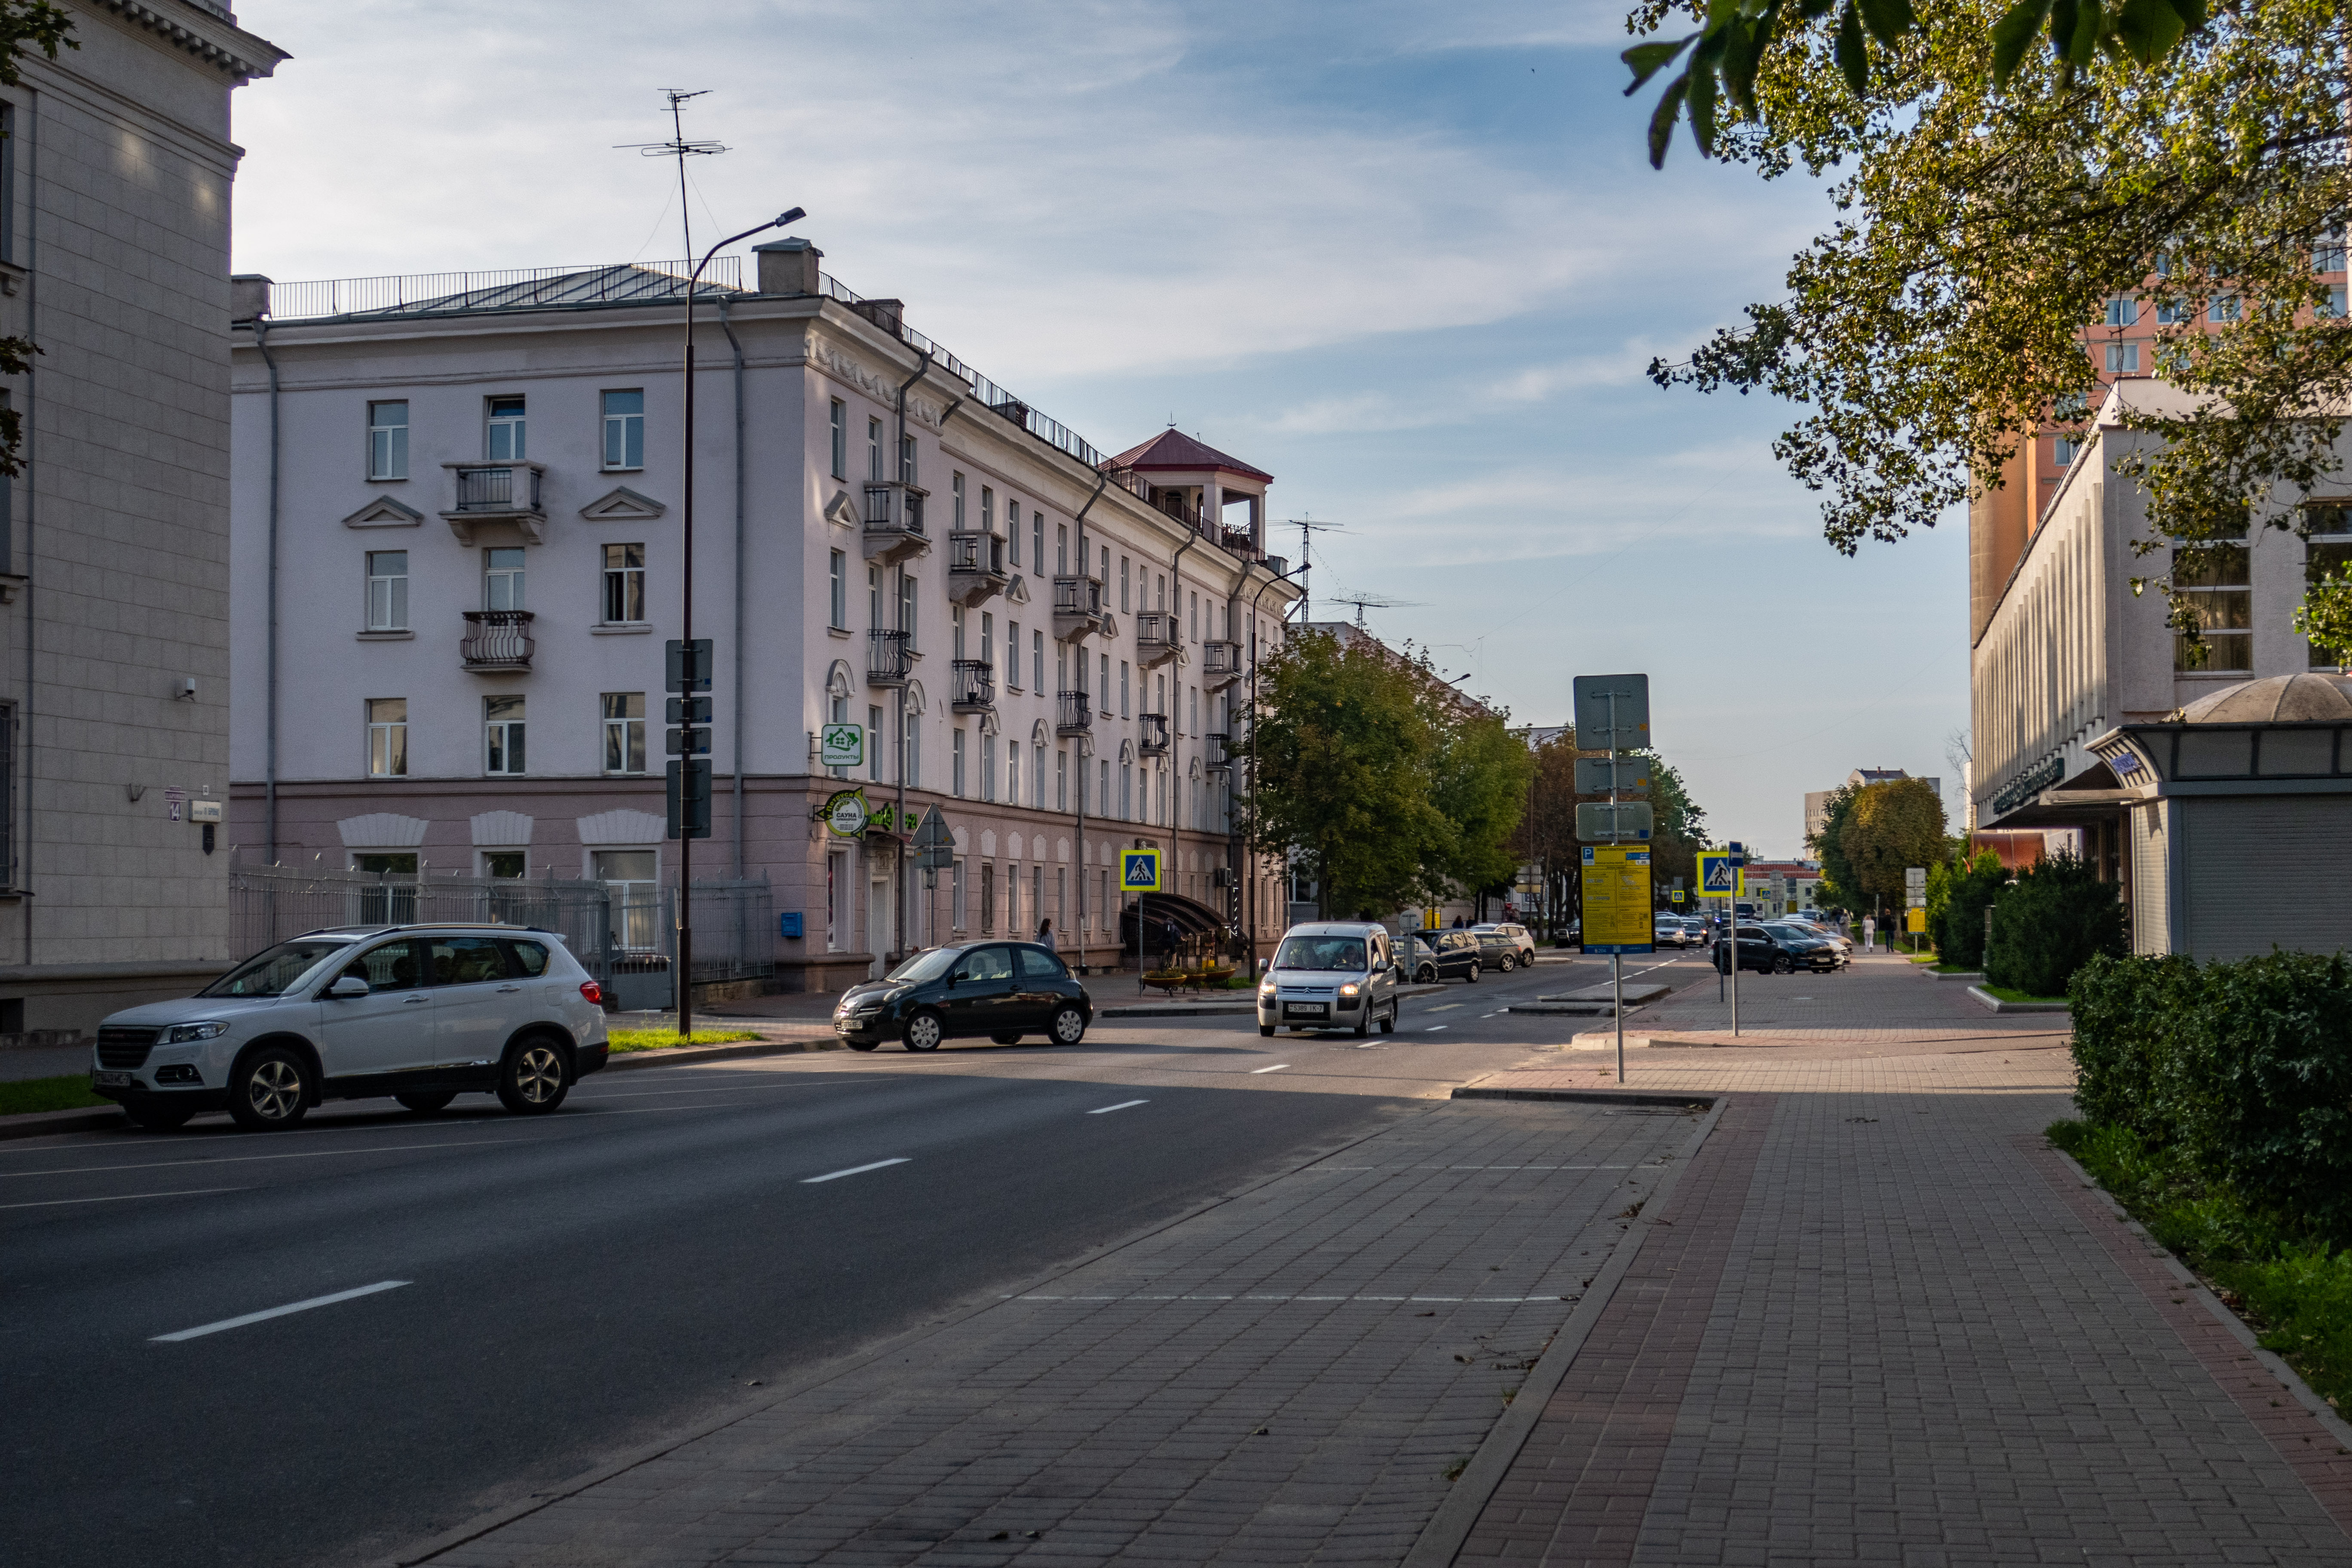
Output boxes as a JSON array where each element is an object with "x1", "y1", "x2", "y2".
[{"x1": 616, "y1": 89, "x2": 727, "y2": 263}]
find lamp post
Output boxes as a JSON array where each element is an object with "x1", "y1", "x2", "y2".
[
  {"x1": 1238, "y1": 563, "x2": 1302, "y2": 974},
  {"x1": 676, "y1": 206, "x2": 803, "y2": 1039}
]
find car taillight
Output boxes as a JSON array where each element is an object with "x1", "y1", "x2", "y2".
[{"x1": 579, "y1": 980, "x2": 603, "y2": 1005}]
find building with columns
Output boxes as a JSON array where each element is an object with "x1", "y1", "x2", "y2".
[{"x1": 227, "y1": 239, "x2": 1299, "y2": 992}]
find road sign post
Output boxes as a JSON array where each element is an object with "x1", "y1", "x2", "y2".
[{"x1": 1572, "y1": 673, "x2": 1653, "y2": 1081}]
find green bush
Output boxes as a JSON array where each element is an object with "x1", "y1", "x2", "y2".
[
  {"x1": 1928, "y1": 851, "x2": 2006, "y2": 970},
  {"x1": 1983, "y1": 850, "x2": 2124, "y2": 996}
]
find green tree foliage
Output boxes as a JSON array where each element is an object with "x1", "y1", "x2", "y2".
[
  {"x1": 1805, "y1": 783, "x2": 1863, "y2": 910},
  {"x1": 1637, "y1": 0, "x2": 2352, "y2": 646},
  {"x1": 1984, "y1": 848, "x2": 2128, "y2": 993},
  {"x1": 1511, "y1": 737, "x2": 1710, "y2": 930},
  {"x1": 1639, "y1": 752, "x2": 1710, "y2": 897},
  {"x1": 0, "y1": 2, "x2": 70, "y2": 479},
  {"x1": 1930, "y1": 849, "x2": 2008, "y2": 968},
  {"x1": 1835, "y1": 778, "x2": 1948, "y2": 909},
  {"x1": 1237, "y1": 630, "x2": 1529, "y2": 921}
]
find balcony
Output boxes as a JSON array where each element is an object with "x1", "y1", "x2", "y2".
[
  {"x1": 1138, "y1": 713, "x2": 1171, "y2": 757},
  {"x1": 460, "y1": 609, "x2": 534, "y2": 671},
  {"x1": 950, "y1": 658, "x2": 995, "y2": 714},
  {"x1": 862, "y1": 481, "x2": 929, "y2": 565},
  {"x1": 1204, "y1": 732, "x2": 1231, "y2": 774},
  {"x1": 1055, "y1": 690, "x2": 1093, "y2": 737},
  {"x1": 1133, "y1": 610, "x2": 1180, "y2": 669},
  {"x1": 1200, "y1": 639, "x2": 1243, "y2": 692},
  {"x1": 946, "y1": 530, "x2": 1008, "y2": 606},
  {"x1": 867, "y1": 627, "x2": 910, "y2": 686},
  {"x1": 441, "y1": 462, "x2": 547, "y2": 544},
  {"x1": 1053, "y1": 574, "x2": 1110, "y2": 642}
]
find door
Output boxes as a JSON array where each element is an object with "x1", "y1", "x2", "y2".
[
  {"x1": 427, "y1": 934, "x2": 523, "y2": 1074},
  {"x1": 941, "y1": 945, "x2": 1017, "y2": 1038},
  {"x1": 1011, "y1": 946, "x2": 1068, "y2": 1029},
  {"x1": 314, "y1": 938, "x2": 433, "y2": 1079}
]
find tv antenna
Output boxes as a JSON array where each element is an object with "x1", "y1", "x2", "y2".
[
  {"x1": 1327, "y1": 590, "x2": 1421, "y2": 627},
  {"x1": 616, "y1": 89, "x2": 727, "y2": 262},
  {"x1": 1277, "y1": 514, "x2": 1346, "y2": 622}
]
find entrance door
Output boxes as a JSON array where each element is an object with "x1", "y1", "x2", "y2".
[{"x1": 870, "y1": 871, "x2": 894, "y2": 966}]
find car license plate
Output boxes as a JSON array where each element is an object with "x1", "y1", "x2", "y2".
[
  {"x1": 1283, "y1": 1002, "x2": 1328, "y2": 1018},
  {"x1": 92, "y1": 1070, "x2": 131, "y2": 1088},
  {"x1": 834, "y1": 1021, "x2": 859, "y2": 1035}
]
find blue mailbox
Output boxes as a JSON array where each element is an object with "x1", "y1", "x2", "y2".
[{"x1": 778, "y1": 910, "x2": 804, "y2": 940}]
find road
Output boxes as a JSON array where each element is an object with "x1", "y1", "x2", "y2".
[{"x1": 1, "y1": 949, "x2": 1712, "y2": 1568}]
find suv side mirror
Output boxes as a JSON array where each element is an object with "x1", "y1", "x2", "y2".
[{"x1": 327, "y1": 975, "x2": 370, "y2": 999}]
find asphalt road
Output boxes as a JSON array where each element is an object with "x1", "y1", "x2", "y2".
[{"x1": 1, "y1": 949, "x2": 1708, "y2": 1568}]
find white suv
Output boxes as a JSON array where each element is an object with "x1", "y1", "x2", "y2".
[
  {"x1": 1257, "y1": 922, "x2": 1401, "y2": 1037},
  {"x1": 89, "y1": 925, "x2": 611, "y2": 1132}
]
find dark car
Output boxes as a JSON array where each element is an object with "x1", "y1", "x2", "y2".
[
  {"x1": 1404, "y1": 929, "x2": 1482, "y2": 984},
  {"x1": 832, "y1": 941, "x2": 1092, "y2": 1051},
  {"x1": 1712, "y1": 923, "x2": 1841, "y2": 975},
  {"x1": 1468, "y1": 922, "x2": 1537, "y2": 972}
]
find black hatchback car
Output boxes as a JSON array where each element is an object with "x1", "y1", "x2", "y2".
[
  {"x1": 832, "y1": 941, "x2": 1093, "y2": 1051},
  {"x1": 1404, "y1": 930, "x2": 1482, "y2": 984},
  {"x1": 1712, "y1": 923, "x2": 1842, "y2": 975}
]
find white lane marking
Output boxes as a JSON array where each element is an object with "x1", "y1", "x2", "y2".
[
  {"x1": 1, "y1": 1185, "x2": 246, "y2": 1210},
  {"x1": 1087, "y1": 1099, "x2": 1149, "y2": 1115},
  {"x1": 1426, "y1": 1004, "x2": 1464, "y2": 1013},
  {"x1": 1250, "y1": 1064, "x2": 1289, "y2": 1074},
  {"x1": 801, "y1": 1157, "x2": 911, "y2": 1184},
  {"x1": 151, "y1": 1279, "x2": 410, "y2": 1342},
  {"x1": 2, "y1": 1139, "x2": 529, "y2": 1179},
  {"x1": 1423, "y1": 1026, "x2": 1448, "y2": 1032}
]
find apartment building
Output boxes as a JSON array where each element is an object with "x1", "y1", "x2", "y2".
[
  {"x1": 0, "y1": 1, "x2": 282, "y2": 1033},
  {"x1": 227, "y1": 240, "x2": 1298, "y2": 990}
]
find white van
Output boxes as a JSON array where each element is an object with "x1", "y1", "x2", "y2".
[{"x1": 1257, "y1": 922, "x2": 1401, "y2": 1038}]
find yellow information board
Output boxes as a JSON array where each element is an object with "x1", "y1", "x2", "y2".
[
  {"x1": 1580, "y1": 845, "x2": 1654, "y2": 953},
  {"x1": 1906, "y1": 907, "x2": 1927, "y2": 933}
]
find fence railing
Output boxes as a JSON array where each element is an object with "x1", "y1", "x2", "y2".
[
  {"x1": 453, "y1": 463, "x2": 542, "y2": 512},
  {"x1": 264, "y1": 259, "x2": 746, "y2": 321},
  {"x1": 1057, "y1": 691, "x2": 1093, "y2": 735},
  {"x1": 951, "y1": 658, "x2": 995, "y2": 712},
  {"x1": 460, "y1": 610, "x2": 535, "y2": 669},
  {"x1": 1138, "y1": 714, "x2": 1171, "y2": 756},
  {"x1": 868, "y1": 628, "x2": 911, "y2": 685},
  {"x1": 667, "y1": 877, "x2": 775, "y2": 985},
  {"x1": 230, "y1": 863, "x2": 616, "y2": 980}
]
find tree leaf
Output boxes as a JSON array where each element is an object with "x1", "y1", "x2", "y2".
[
  {"x1": 1687, "y1": 56, "x2": 1721, "y2": 154},
  {"x1": 1719, "y1": 12, "x2": 1767, "y2": 113},
  {"x1": 1647, "y1": 71, "x2": 1692, "y2": 168},
  {"x1": 1622, "y1": 34, "x2": 1697, "y2": 95},
  {"x1": 2066, "y1": 0, "x2": 2104, "y2": 65},
  {"x1": 1988, "y1": 0, "x2": 2050, "y2": 87},
  {"x1": 1834, "y1": 0, "x2": 1868, "y2": 95},
  {"x1": 1855, "y1": 0, "x2": 1915, "y2": 50},
  {"x1": 2110, "y1": 0, "x2": 2184, "y2": 65}
]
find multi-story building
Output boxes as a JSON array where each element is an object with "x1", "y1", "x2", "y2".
[
  {"x1": 227, "y1": 239, "x2": 1298, "y2": 992},
  {"x1": 0, "y1": 0, "x2": 282, "y2": 1035}
]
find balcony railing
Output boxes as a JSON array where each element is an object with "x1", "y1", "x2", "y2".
[
  {"x1": 1053, "y1": 574, "x2": 1108, "y2": 640},
  {"x1": 460, "y1": 609, "x2": 534, "y2": 670},
  {"x1": 1134, "y1": 610, "x2": 1180, "y2": 667},
  {"x1": 1138, "y1": 713, "x2": 1171, "y2": 756},
  {"x1": 951, "y1": 658, "x2": 995, "y2": 713},
  {"x1": 1200, "y1": 638, "x2": 1243, "y2": 689},
  {"x1": 1056, "y1": 690, "x2": 1093, "y2": 736},
  {"x1": 1205, "y1": 732, "x2": 1231, "y2": 773},
  {"x1": 946, "y1": 530, "x2": 1008, "y2": 605},
  {"x1": 862, "y1": 481, "x2": 929, "y2": 563},
  {"x1": 867, "y1": 628, "x2": 910, "y2": 686},
  {"x1": 451, "y1": 463, "x2": 543, "y2": 514}
]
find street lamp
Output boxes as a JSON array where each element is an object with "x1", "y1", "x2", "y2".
[{"x1": 675, "y1": 206, "x2": 804, "y2": 1039}]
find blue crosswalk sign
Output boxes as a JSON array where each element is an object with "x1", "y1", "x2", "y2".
[{"x1": 1698, "y1": 851, "x2": 1742, "y2": 897}]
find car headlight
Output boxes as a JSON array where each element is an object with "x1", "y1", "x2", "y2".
[
  {"x1": 1338, "y1": 982, "x2": 1360, "y2": 998},
  {"x1": 164, "y1": 1021, "x2": 229, "y2": 1043},
  {"x1": 1258, "y1": 978, "x2": 1276, "y2": 996}
]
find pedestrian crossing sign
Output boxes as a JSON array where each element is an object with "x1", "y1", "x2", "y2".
[
  {"x1": 1121, "y1": 849, "x2": 1162, "y2": 893},
  {"x1": 1697, "y1": 851, "x2": 1743, "y2": 898}
]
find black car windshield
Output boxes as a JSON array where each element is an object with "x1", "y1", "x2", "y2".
[
  {"x1": 199, "y1": 938, "x2": 352, "y2": 998},
  {"x1": 1274, "y1": 935, "x2": 1367, "y2": 972},
  {"x1": 885, "y1": 947, "x2": 960, "y2": 983}
]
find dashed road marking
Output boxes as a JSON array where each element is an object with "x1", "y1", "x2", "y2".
[
  {"x1": 801, "y1": 1158, "x2": 912, "y2": 1184},
  {"x1": 1087, "y1": 1099, "x2": 1149, "y2": 1115},
  {"x1": 153, "y1": 1280, "x2": 410, "y2": 1342}
]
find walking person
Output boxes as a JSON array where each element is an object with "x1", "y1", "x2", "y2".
[
  {"x1": 1036, "y1": 916, "x2": 1056, "y2": 955},
  {"x1": 1861, "y1": 913, "x2": 1876, "y2": 953},
  {"x1": 1160, "y1": 915, "x2": 1181, "y2": 972}
]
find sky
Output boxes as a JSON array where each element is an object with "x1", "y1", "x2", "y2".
[{"x1": 227, "y1": 0, "x2": 1972, "y2": 860}]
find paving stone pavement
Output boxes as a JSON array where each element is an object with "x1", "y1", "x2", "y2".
[{"x1": 417, "y1": 1100, "x2": 1701, "y2": 1568}]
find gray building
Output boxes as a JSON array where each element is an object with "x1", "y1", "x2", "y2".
[{"x1": 0, "y1": 1, "x2": 284, "y2": 1034}]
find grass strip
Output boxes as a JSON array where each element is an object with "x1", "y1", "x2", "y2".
[
  {"x1": 606, "y1": 1027, "x2": 764, "y2": 1053},
  {"x1": 2049, "y1": 1119, "x2": 2352, "y2": 1415},
  {"x1": 1984, "y1": 983, "x2": 2067, "y2": 1004},
  {"x1": 0, "y1": 1073, "x2": 109, "y2": 1116}
]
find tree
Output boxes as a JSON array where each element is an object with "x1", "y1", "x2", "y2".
[
  {"x1": 1930, "y1": 848, "x2": 2008, "y2": 968},
  {"x1": 1510, "y1": 735, "x2": 1583, "y2": 936},
  {"x1": 1836, "y1": 778, "x2": 1948, "y2": 909},
  {"x1": 1638, "y1": 0, "x2": 2352, "y2": 643},
  {"x1": 1984, "y1": 848, "x2": 2127, "y2": 993},
  {"x1": 1806, "y1": 783, "x2": 1864, "y2": 910},
  {"x1": 1640, "y1": 752, "x2": 1710, "y2": 900},
  {"x1": 1425, "y1": 707, "x2": 1536, "y2": 911},
  {"x1": 0, "y1": 2, "x2": 70, "y2": 479}
]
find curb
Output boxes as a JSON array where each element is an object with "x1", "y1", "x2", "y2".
[
  {"x1": 1967, "y1": 984, "x2": 2069, "y2": 1014},
  {"x1": 0, "y1": 1105, "x2": 128, "y2": 1141},
  {"x1": 604, "y1": 1034, "x2": 846, "y2": 1071},
  {"x1": 1928, "y1": 969, "x2": 1988, "y2": 983},
  {"x1": 1450, "y1": 1085, "x2": 1713, "y2": 1109},
  {"x1": 1506, "y1": 1002, "x2": 1645, "y2": 1018}
]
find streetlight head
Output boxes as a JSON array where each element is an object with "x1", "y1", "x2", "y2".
[{"x1": 774, "y1": 207, "x2": 806, "y2": 228}]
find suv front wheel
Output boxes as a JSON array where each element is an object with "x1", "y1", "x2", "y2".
[
  {"x1": 229, "y1": 1044, "x2": 313, "y2": 1131},
  {"x1": 496, "y1": 1035, "x2": 572, "y2": 1115}
]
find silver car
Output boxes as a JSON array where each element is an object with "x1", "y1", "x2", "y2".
[
  {"x1": 1258, "y1": 922, "x2": 1401, "y2": 1037},
  {"x1": 1468, "y1": 922, "x2": 1538, "y2": 972},
  {"x1": 89, "y1": 925, "x2": 611, "y2": 1132}
]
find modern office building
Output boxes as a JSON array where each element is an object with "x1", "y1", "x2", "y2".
[
  {"x1": 227, "y1": 239, "x2": 1298, "y2": 992},
  {"x1": 0, "y1": 0, "x2": 283, "y2": 1033}
]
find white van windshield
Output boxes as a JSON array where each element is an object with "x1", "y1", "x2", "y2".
[{"x1": 1274, "y1": 935, "x2": 1366, "y2": 972}]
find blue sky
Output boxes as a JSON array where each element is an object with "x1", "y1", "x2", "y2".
[{"x1": 230, "y1": 0, "x2": 1972, "y2": 858}]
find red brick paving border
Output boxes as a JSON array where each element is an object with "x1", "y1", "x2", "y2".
[
  {"x1": 1454, "y1": 1094, "x2": 1779, "y2": 1568},
  {"x1": 2019, "y1": 1133, "x2": 2352, "y2": 1540}
]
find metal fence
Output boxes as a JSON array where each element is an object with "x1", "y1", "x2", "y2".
[{"x1": 263, "y1": 258, "x2": 745, "y2": 321}]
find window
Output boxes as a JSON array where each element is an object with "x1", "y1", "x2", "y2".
[
  {"x1": 1121, "y1": 762, "x2": 1133, "y2": 821},
  {"x1": 1120, "y1": 661, "x2": 1130, "y2": 718},
  {"x1": 826, "y1": 848, "x2": 848, "y2": 950},
  {"x1": 1155, "y1": 572, "x2": 1165, "y2": 610},
  {"x1": 951, "y1": 603, "x2": 966, "y2": 659},
  {"x1": 1008, "y1": 741, "x2": 1020, "y2": 806},
  {"x1": 603, "y1": 544, "x2": 645, "y2": 623},
  {"x1": 2172, "y1": 539, "x2": 2252, "y2": 671},
  {"x1": 1099, "y1": 653, "x2": 1111, "y2": 716},
  {"x1": 595, "y1": 849, "x2": 659, "y2": 952},
  {"x1": 952, "y1": 472, "x2": 966, "y2": 527},
  {"x1": 366, "y1": 551, "x2": 408, "y2": 631},
  {"x1": 1189, "y1": 590, "x2": 1199, "y2": 641},
  {"x1": 1057, "y1": 747, "x2": 1067, "y2": 811},
  {"x1": 2105, "y1": 343, "x2": 2141, "y2": 374},
  {"x1": 899, "y1": 568, "x2": 917, "y2": 645},
  {"x1": 904, "y1": 706, "x2": 921, "y2": 788},
  {"x1": 982, "y1": 610, "x2": 994, "y2": 670},
  {"x1": 983, "y1": 733, "x2": 998, "y2": 801},
  {"x1": 602, "y1": 692, "x2": 646, "y2": 775},
  {"x1": 830, "y1": 692, "x2": 849, "y2": 780},
  {"x1": 482, "y1": 851, "x2": 526, "y2": 880},
  {"x1": 900, "y1": 433, "x2": 916, "y2": 484},
  {"x1": 2309, "y1": 520, "x2": 2352, "y2": 665},
  {"x1": 2324, "y1": 286, "x2": 2349, "y2": 321},
  {"x1": 867, "y1": 417, "x2": 883, "y2": 481},
  {"x1": 2054, "y1": 437, "x2": 2081, "y2": 467},
  {"x1": 601, "y1": 390, "x2": 645, "y2": 470},
  {"x1": 982, "y1": 486, "x2": 995, "y2": 534},
  {"x1": 367, "y1": 698, "x2": 407, "y2": 777},
  {"x1": 869, "y1": 704, "x2": 884, "y2": 782},
  {"x1": 953, "y1": 728, "x2": 967, "y2": 797},
  {"x1": 2208, "y1": 295, "x2": 2240, "y2": 323},
  {"x1": 869, "y1": 564, "x2": 881, "y2": 628},
  {"x1": 1057, "y1": 523, "x2": 1068, "y2": 574},
  {"x1": 2156, "y1": 298, "x2": 2189, "y2": 325},
  {"x1": 368, "y1": 401, "x2": 408, "y2": 481},
  {"x1": 2315, "y1": 235, "x2": 2348, "y2": 274},
  {"x1": 829, "y1": 399, "x2": 847, "y2": 479},
  {"x1": 1032, "y1": 630, "x2": 1045, "y2": 694},
  {"x1": 829, "y1": 550, "x2": 847, "y2": 629},
  {"x1": 1033, "y1": 743, "x2": 1045, "y2": 808},
  {"x1": 1120, "y1": 555, "x2": 1130, "y2": 612},
  {"x1": 952, "y1": 858, "x2": 967, "y2": 931},
  {"x1": 484, "y1": 547, "x2": 525, "y2": 611},
  {"x1": 1008, "y1": 502, "x2": 1021, "y2": 567},
  {"x1": 1007, "y1": 621, "x2": 1022, "y2": 691},
  {"x1": 484, "y1": 695, "x2": 527, "y2": 774},
  {"x1": 1033, "y1": 513, "x2": 1044, "y2": 577},
  {"x1": 487, "y1": 396, "x2": 526, "y2": 461},
  {"x1": 980, "y1": 864, "x2": 995, "y2": 931},
  {"x1": 2103, "y1": 297, "x2": 2137, "y2": 327}
]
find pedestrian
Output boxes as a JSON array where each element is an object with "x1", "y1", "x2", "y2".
[
  {"x1": 1861, "y1": 913, "x2": 1876, "y2": 952},
  {"x1": 1036, "y1": 916, "x2": 1056, "y2": 954},
  {"x1": 1160, "y1": 915, "x2": 1181, "y2": 971}
]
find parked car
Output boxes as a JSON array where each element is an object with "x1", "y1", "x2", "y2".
[
  {"x1": 833, "y1": 941, "x2": 1092, "y2": 1051},
  {"x1": 1468, "y1": 922, "x2": 1538, "y2": 972},
  {"x1": 1259, "y1": 922, "x2": 1402, "y2": 1037},
  {"x1": 88, "y1": 925, "x2": 611, "y2": 1133},
  {"x1": 1404, "y1": 929, "x2": 1482, "y2": 985},
  {"x1": 1777, "y1": 916, "x2": 1853, "y2": 959},
  {"x1": 1712, "y1": 922, "x2": 1843, "y2": 975}
]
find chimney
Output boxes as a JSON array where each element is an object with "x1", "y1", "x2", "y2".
[
  {"x1": 753, "y1": 237, "x2": 821, "y2": 297},
  {"x1": 230, "y1": 273, "x2": 272, "y2": 324}
]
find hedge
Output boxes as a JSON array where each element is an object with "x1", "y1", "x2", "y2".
[{"x1": 1983, "y1": 850, "x2": 2125, "y2": 996}]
